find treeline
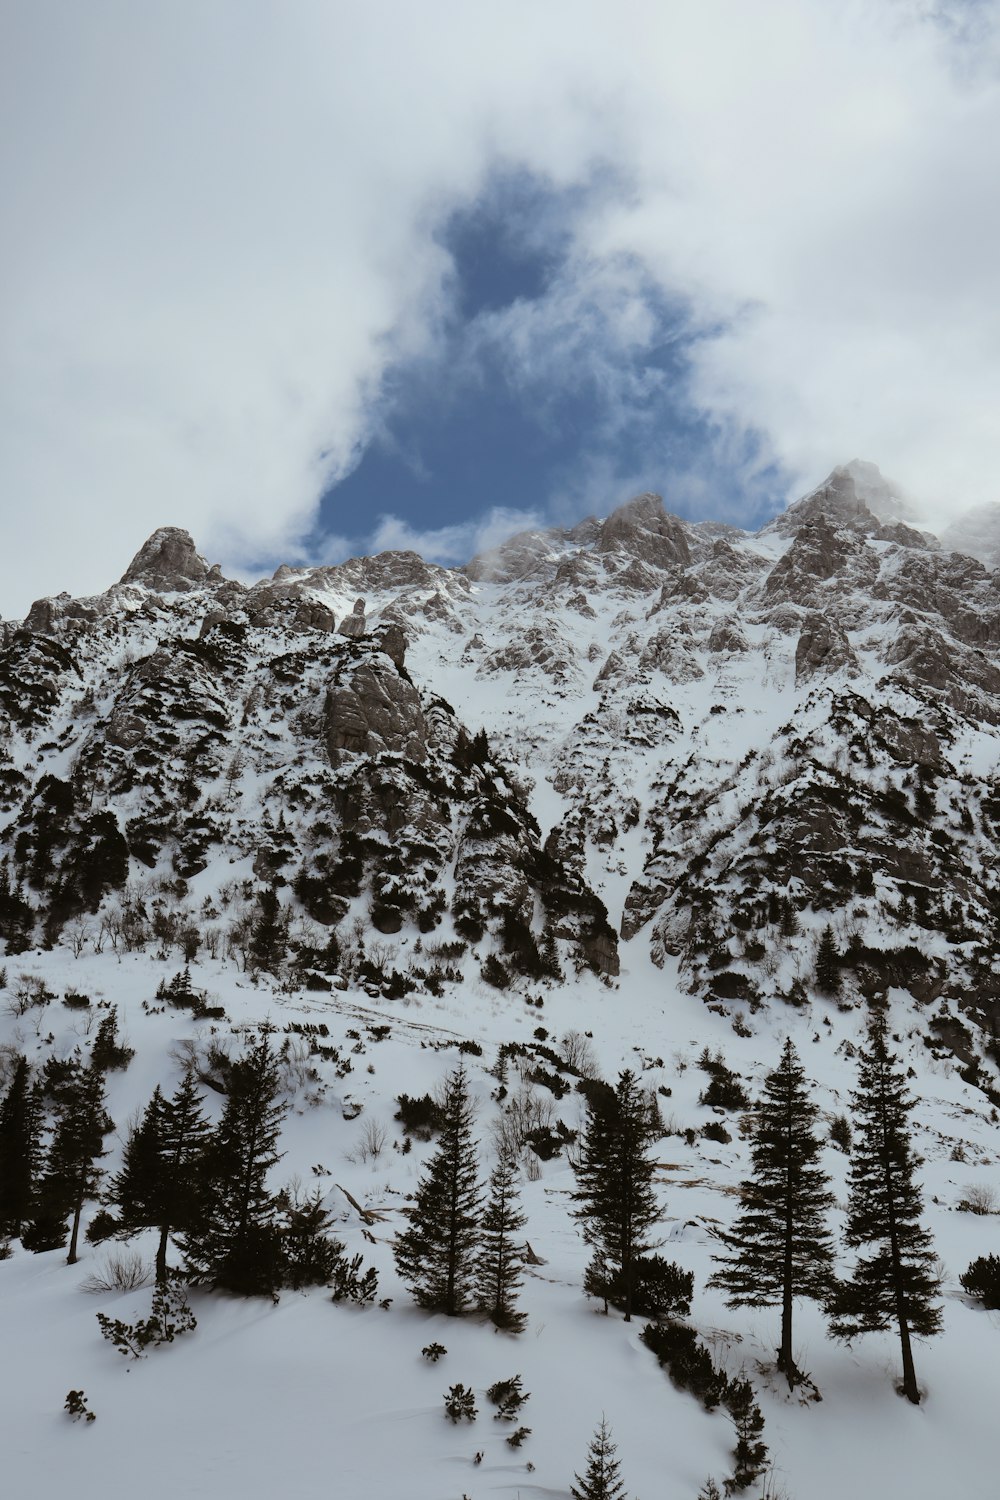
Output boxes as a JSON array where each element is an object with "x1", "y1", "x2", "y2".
[{"x1": 0, "y1": 1029, "x2": 376, "y2": 1301}]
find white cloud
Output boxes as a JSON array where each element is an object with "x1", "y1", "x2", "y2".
[
  {"x1": 365, "y1": 507, "x2": 545, "y2": 566},
  {"x1": 2, "y1": 1, "x2": 999, "y2": 616}
]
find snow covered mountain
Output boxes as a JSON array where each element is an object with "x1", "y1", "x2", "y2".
[{"x1": 2, "y1": 463, "x2": 999, "y2": 1500}]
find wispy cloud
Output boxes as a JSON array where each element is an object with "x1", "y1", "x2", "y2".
[{"x1": 317, "y1": 506, "x2": 545, "y2": 570}]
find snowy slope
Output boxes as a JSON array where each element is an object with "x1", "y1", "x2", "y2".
[{"x1": 2, "y1": 464, "x2": 1000, "y2": 1499}]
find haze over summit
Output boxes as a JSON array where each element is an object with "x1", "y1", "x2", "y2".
[{"x1": 3, "y1": 1, "x2": 1000, "y2": 614}]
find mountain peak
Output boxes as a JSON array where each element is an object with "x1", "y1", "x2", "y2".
[
  {"x1": 119, "y1": 527, "x2": 223, "y2": 592},
  {"x1": 597, "y1": 491, "x2": 691, "y2": 569},
  {"x1": 770, "y1": 460, "x2": 923, "y2": 540}
]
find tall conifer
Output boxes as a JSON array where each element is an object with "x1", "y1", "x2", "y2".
[
  {"x1": 476, "y1": 1151, "x2": 527, "y2": 1331},
  {"x1": 394, "y1": 1065, "x2": 482, "y2": 1315},
  {"x1": 0, "y1": 1055, "x2": 42, "y2": 1238},
  {"x1": 572, "y1": 1070, "x2": 659, "y2": 1322},
  {"x1": 708, "y1": 1038, "x2": 835, "y2": 1388},
  {"x1": 38, "y1": 1054, "x2": 110, "y2": 1263},
  {"x1": 182, "y1": 1033, "x2": 286, "y2": 1296},
  {"x1": 828, "y1": 1010, "x2": 942, "y2": 1404},
  {"x1": 113, "y1": 1070, "x2": 210, "y2": 1281}
]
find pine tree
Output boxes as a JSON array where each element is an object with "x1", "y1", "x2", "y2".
[
  {"x1": 571, "y1": 1416, "x2": 626, "y2": 1500},
  {"x1": 724, "y1": 1379, "x2": 768, "y2": 1494},
  {"x1": 573, "y1": 1070, "x2": 659, "y2": 1321},
  {"x1": 89, "y1": 1006, "x2": 134, "y2": 1072},
  {"x1": 394, "y1": 1065, "x2": 483, "y2": 1315},
  {"x1": 182, "y1": 1033, "x2": 287, "y2": 1296},
  {"x1": 814, "y1": 925, "x2": 840, "y2": 994},
  {"x1": 37, "y1": 1054, "x2": 110, "y2": 1263},
  {"x1": 828, "y1": 1010, "x2": 942, "y2": 1404},
  {"x1": 249, "y1": 887, "x2": 286, "y2": 971},
  {"x1": 113, "y1": 1071, "x2": 210, "y2": 1282},
  {"x1": 708, "y1": 1038, "x2": 835, "y2": 1388},
  {"x1": 0, "y1": 1055, "x2": 42, "y2": 1238},
  {"x1": 476, "y1": 1151, "x2": 527, "y2": 1332}
]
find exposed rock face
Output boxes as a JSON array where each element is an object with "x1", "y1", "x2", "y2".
[
  {"x1": 324, "y1": 655, "x2": 427, "y2": 761},
  {"x1": 795, "y1": 613, "x2": 859, "y2": 683},
  {"x1": 24, "y1": 592, "x2": 102, "y2": 635},
  {"x1": 372, "y1": 622, "x2": 408, "y2": 670},
  {"x1": 762, "y1": 518, "x2": 878, "y2": 605},
  {"x1": 596, "y1": 493, "x2": 691, "y2": 570},
  {"x1": 120, "y1": 527, "x2": 223, "y2": 592},
  {"x1": 774, "y1": 459, "x2": 917, "y2": 534},
  {"x1": 707, "y1": 617, "x2": 749, "y2": 653},
  {"x1": 338, "y1": 598, "x2": 367, "y2": 639}
]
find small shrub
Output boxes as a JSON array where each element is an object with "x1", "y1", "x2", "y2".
[
  {"x1": 395, "y1": 1092, "x2": 445, "y2": 1140},
  {"x1": 697, "y1": 1049, "x2": 749, "y2": 1110},
  {"x1": 507, "y1": 1426, "x2": 531, "y2": 1448},
  {"x1": 828, "y1": 1114, "x2": 852, "y2": 1152},
  {"x1": 701, "y1": 1120, "x2": 733, "y2": 1146},
  {"x1": 329, "y1": 1251, "x2": 379, "y2": 1304},
  {"x1": 96, "y1": 1277, "x2": 197, "y2": 1359},
  {"x1": 84, "y1": 1210, "x2": 120, "y2": 1245},
  {"x1": 960, "y1": 1253, "x2": 1000, "y2": 1308},
  {"x1": 80, "y1": 1249, "x2": 151, "y2": 1294},
  {"x1": 443, "y1": 1383, "x2": 477, "y2": 1422},
  {"x1": 421, "y1": 1342, "x2": 447, "y2": 1362},
  {"x1": 588, "y1": 1255, "x2": 693, "y2": 1319},
  {"x1": 486, "y1": 1375, "x2": 529, "y2": 1421},
  {"x1": 64, "y1": 1389, "x2": 95, "y2": 1423},
  {"x1": 481, "y1": 954, "x2": 511, "y2": 990},
  {"x1": 641, "y1": 1321, "x2": 731, "y2": 1410}
]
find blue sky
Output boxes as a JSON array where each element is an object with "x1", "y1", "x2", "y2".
[
  {"x1": 2, "y1": 1, "x2": 999, "y2": 613},
  {"x1": 310, "y1": 175, "x2": 785, "y2": 566}
]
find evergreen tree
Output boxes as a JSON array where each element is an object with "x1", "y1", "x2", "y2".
[
  {"x1": 276, "y1": 1187, "x2": 351, "y2": 1290},
  {"x1": 475, "y1": 1151, "x2": 527, "y2": 1332},
  {"x1": 182, "y1": 1033, "x2": 287, "y2": 1296},
  {"x1": 571, "y1": 1416, "x2": 626, "y2": 1500},
  {"x1": 113, "y1": 1071, "x2": 210, "y2": 1282},
  {"x1": 828, "y1": 1010, "x2": 942, "y2": 1404},
  {"x1": 573, "y1": 1070, "x2": 659, "y2": 1321},
  {"x1": 89, "y1": 1006, "x2": 134, "y2": 1072},
  {"x1": 0, "y1": 1055, "x2": 42, "y2": 1238},
  {"x1": 708, "y1": 1038, "x2": 835, "y2": 1388},
  {"x1": 394, "y1": 1065, "x2": 483, "y2": 1315},
  {"x1": 37, "y1": 1054, "x2": 110, "y2": 1263},
  {"x1": 814, "y1": 925, "x2": 840, "y2": 994},
  {"x1": 249, "y1": 887, "x2": 286, "y2": 971},
  {"x1": 724, "y1": 1380, "x2": 768, "y2": 1494}
]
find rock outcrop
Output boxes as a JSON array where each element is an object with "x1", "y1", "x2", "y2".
[{"x1": 120, "y1": 527, "x2": 224, "y2": 592}]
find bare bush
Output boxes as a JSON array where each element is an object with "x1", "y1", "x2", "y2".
[
  {"x1": 492, "y1": 1087, "x2": 556, "y2": 1160},
  {"x1": 281, "y1": 1037, "x2": 318, "y2": 1093},
  {"x1": 561, "y1": 1030, "x2": 598, "y2": 1077},
  {"x1": 80, "y1": 1249, "x2": 152, "y2": 1294},
  {"x1": 958, "y1": 1183, "x2": 999, "y2": 1216},
  {"x1": 7, "y1": 973, "x2": 51, "y2": 1017},
  {"x1": 65, "y1": 919, "x2": 92, "y2": 959},
  {"x1": 354, "y1": 1117, "x2": 388, "y2": 1163}
]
